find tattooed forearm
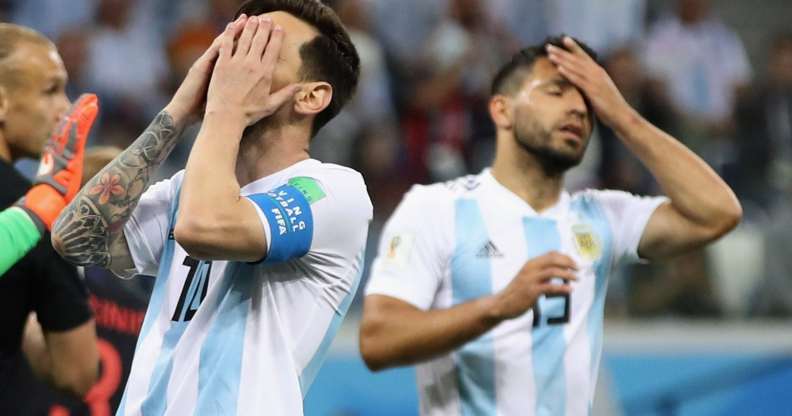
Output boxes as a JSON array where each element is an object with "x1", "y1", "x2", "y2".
[{"x1": 52, "y1": 111, "x2": 183, "y2": 270}]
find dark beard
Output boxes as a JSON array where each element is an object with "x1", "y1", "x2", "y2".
[{"x1": 514, "y1": 133, "x2": 583, "y2": 177}]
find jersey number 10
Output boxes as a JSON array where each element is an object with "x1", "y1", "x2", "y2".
[{"x1": 172, "y1": 256, "x2": 212, "y2": 322}]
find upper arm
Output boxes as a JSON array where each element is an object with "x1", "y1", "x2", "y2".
[
  {"x1": 364, "y1": 187, "x2": 448, "y2": 310},
  {"x1": 45, "y1": 319, "x2": 99, "y2": 395},
  {"x1": 361, "y1": 293, "x2": 424, "y2": 330},
  {"x1": 637, "y1": 202, "x2": 723, "y2": 261}
]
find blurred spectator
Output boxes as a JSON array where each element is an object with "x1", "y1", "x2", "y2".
[
  {"x1": 750, "y1": 204, "x2": 792, "y2": 317},
  {"x1": 548, "y1": 0, "x2": 647, "y2": 54},
  {"x1": 370, "y1": 0, "x2": 446, "y2": 72},
  {"x1": 730, "y1": 33, "x2": 792, "y2": 213},
  {"x1": 56, "y1": 29, "x2": 92, "y2": 101},
  {"x1": 626, "y1": 248, "x2": 722, "y2": 318},
  {"x1": 643, "y1": 0, "x2": 751, "y2": 166},
  {"x1": 403, "y1": 0, "x2": 509, "y2": 182},
  {"x1": 597, "y1": 46, "x2": 677, "y2": 195},
  {"x1": 314, "y1": 0, "x2": 399, "y2": 167},
  {"x1": 83, "y1": 0, "x2": 169, "y2": 133},
  {"x1": 487, "y1": 0, "x2": 549, "y2": 46},
  {"x1": 174, "y1": 0, "x2": 245, "y2": 34},
  {"x1": 11, "y1": 0, "x2": 95, "y2": 39}
]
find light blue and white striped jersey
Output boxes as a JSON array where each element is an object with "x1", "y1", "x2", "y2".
[
  {"x1": 366, "y1": 169, "x2": 665, "y2": 416},
  {"x1": 120, "y1": 159, "x2": 372, "y2": 416}
]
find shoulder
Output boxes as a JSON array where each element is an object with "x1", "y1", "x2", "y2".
[{"x1": 296, "y1": 162, "x2": 372, "y2": 219}]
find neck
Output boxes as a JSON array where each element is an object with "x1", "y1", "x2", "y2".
[
  {"x1": 490, "y1": 132, "x2": 564, "y2": 212},
  {"x1": 235, "y1": 123, "x2": 311, "y2": 187}
]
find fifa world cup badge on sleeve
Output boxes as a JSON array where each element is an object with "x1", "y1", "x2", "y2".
[
  {"x1": 384, "y1": 233, "x2": 413, "y2": 269},
  {"x1": 572, "y1": 223, "x2": 601, "y2": 261}
]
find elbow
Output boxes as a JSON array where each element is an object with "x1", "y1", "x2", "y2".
[
  {"x1": 712, "y1": 198, "x2": 743, "y2": 239},
  {"x1": 51, "y1": 230, "x2": 80, "y2": 266},
  {"x1": 358, "y1": 318, "x2": 393, "y2": 372},
  {"x1": 173, "y1": 217, "x2": 217, "y2": 260},
  {"x1": 53, "y1": 360, "x2": 99, "y2": 398},
  {"x1": 359, "y1": 336, "x2": 386, "y2": 372}
]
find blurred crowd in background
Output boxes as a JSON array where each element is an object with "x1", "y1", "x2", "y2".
[{"x1": 2, "y1": 0, "x2": 791, "y2": 320}]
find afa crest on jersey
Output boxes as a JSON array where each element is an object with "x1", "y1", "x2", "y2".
[{"x1": 571, "y1": 223, "x2": 601, "y2": 261}]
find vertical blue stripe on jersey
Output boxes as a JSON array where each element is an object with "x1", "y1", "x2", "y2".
[
  {"x1": 299, "y1": 248, "x2": 366, "y2": 395},
  {"x1": 195, "y1": 263, "x2": 251, "y2": 415},
  {"x1": 451, "y1": 199, "x2": 496, "y2": 416},
  {"x1": 570, "y1": 197, "x2": 613, "y2": 401},
  {"x1": 523, "y1": 217, "x2": 564, "y2": 416},
  {"x1": 140, "y1": 323, "x2": 187, "y2": 415},
  {"x1": 117, "y1": 184, "x2": 182, "y2": 416}
]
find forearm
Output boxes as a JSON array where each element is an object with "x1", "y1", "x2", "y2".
[
  {"x1": 52, "y1": 111, "x2": 184, "y2": 269},
  {"x1": 0, "y1": 208, "x2": 41, "y2": 276},
  {"x1": 175, "y1": 112, "x2": 263, "y2": 260},
  {"x1": 179, "y1": 112, "x2": 245, "y2": 225},
  {"x1": 612, "y1": 109, "x2": 741, "y2": 227},
  {"x1": 360, "y1": 295, "x2": 502, "y2": 371}
]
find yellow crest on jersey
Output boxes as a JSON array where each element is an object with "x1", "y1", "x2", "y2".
[{"x1": 572, "y1": 223, "x2": 601, "y2": 261}]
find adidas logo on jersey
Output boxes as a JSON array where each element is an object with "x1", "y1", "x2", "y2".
[{"x1": 477, "y1": 240, "x2": 503, "y2": 258}]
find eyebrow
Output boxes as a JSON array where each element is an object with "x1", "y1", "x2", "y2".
[{"x1": 542, "y1": 78, "x2": 574, "y2": 88}]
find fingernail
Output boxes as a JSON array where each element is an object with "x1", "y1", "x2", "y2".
[
  {"x1": 261, "y1": 16, "x2": 272, "y2": 23},
  {"x1": 274, "y1": 25, "x2": 282, "y2": 32}
]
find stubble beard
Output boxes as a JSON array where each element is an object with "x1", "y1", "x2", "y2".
[{"x1": 513, "y1": 118, "x2": 585, "y2": 177}]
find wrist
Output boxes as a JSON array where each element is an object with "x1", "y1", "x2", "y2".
[
  {"x1": 480, "y1": 294, "x2": 507, "y2": 325},
  {"x1": 610, "y1": 106, "x2": 643, "y2": 136},
  {"x1": 203, "y1": 106, "x2": 246, "y2": 123},
  {"x1": 162, "y1": 102, "x2": 194, "y2": 129}
]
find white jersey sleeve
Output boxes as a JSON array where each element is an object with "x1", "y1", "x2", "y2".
[
  {"x1": 365, "y1": 185, "x2": 451, "y2": 310},
  {"x1": 123, "y1": 171, "x2": 183, "y2": 276},
  {"x1": 589, "y1": 189, "x2": 668, "y2": 263}
]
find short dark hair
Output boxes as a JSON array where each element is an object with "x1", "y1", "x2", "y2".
[
  {"x1": 491, "y1": 35, "x2": 597, "y2": 97},
  {"x1": 235, "y1": 0, "x2": 360, "y2": 136}
]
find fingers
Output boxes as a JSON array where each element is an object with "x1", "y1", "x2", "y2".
[
  {"x1": 536, "y1": 267, "x2": 578, "y2": 282},
  {"x1": 219, "y1": 15, "x2": 247, "y2": 60},
  {"x1": 562, "y1": 36, "x2": 592, "y2": 60},
  {"x1": 249, "y1": 16, "x2": 274, "y2": 60},
  {"x1": 266, "y1": 83, "x2": 301, "y2": 113},
  {"x1": 534, "y1": 251, "x2": 578, "y2": 271},
  {"x1": 71, "y1": 95, "x2": 99, "y2": 150},
  {"x1": 546, "y1": 45, "x2": 588, "y2": 80},
  {"x1": 537, "y1": 282, "x2": 573, "y2": 297},
  {"x1": 236, "y1": 15, "x2": 260, "y2": 57}
]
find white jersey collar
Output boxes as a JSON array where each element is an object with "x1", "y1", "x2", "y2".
[{"x1": 480, "y1": 168, "x2": 570, "y2": 219}]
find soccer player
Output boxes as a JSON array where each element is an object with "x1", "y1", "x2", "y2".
[
  {"x1": 52, "y1": 1, "x2": 370, "y2": 415},
  {"x1": 360, "y1": 36, "x2": 742, "y2": 416},
  {"x1": 0, "y1": 23, "x2": 98, "y2": 406},
  {"x1": 0, "y1": 95, "x2": 97, "y2": 276}
]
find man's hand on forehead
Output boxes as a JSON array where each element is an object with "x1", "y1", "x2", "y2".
[{"x1": 545, "y1": 36, "x2": 632, "y2": 128}]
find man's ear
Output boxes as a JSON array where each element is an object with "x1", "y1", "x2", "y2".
[
  {"x1": 489, "y1": 95, "x2": 513, "y2": 130},
  {"x1": 293, "y1": 82, "x2": 333, "y2": 116},
  {"x1": 0, "y1": 86, "x2": 8, "y2": 125}
]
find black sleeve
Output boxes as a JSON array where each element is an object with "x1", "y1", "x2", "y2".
[{"x1": 29, "y1": 237, "x2": 93, "y2": 332}]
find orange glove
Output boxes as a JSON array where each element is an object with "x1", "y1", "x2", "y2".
[{"x1": 16, "y1": 94, "x2": 99, "y2": 232}]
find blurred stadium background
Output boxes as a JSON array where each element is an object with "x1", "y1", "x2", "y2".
[{"x1": 3, "y1": 0, "x2": 792, "y2": 414}]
